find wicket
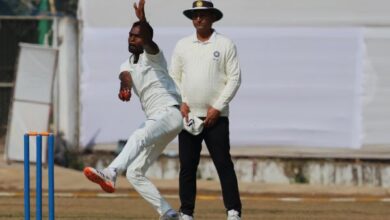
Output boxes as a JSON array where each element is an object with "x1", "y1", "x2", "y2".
[{"x1": 24, "y1": 132, "x2": 55, "y2": 220}]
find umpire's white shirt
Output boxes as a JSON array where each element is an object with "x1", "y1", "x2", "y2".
[
  {"x1": 170, "y1": 31, "x2": 241, "y2": 117},
  {"x1": 120, "y1": 51, "x2": 181, "y2": 117}
]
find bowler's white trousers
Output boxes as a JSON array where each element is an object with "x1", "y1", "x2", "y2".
[{"x1": 109, "y1": 106, "x2": 183, "y2": 215}]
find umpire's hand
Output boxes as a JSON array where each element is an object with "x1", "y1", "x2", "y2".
[
  {"x1": 180, "y1": 103, "x2": 190, "y2": 122},
  {"x1": 204, "y1": 107, "x2": 220, "y2": 128}
]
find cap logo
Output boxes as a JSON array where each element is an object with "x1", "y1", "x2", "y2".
[{"x1": 193, "y1": 1, "x2": 213, "y2": 8}]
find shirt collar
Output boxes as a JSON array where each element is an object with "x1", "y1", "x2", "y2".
[
  {"x1": 192, "y1": 30, "x2": 217, "y2": 44},
  {"x1": 129, "y1": 53, "x2": 145, "y2": 65}
]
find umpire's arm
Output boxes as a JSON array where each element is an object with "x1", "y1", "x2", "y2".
[{"x1": 212, "y1": 43, "x2": 242, "y2": 111}]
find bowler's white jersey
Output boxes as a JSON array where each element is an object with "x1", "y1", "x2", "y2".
[{"x1": 120, "y1": 51, "x2": 181, "y2": 117}]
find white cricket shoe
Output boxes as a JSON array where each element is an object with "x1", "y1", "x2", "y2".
[
  {"x1": 179, "y1": 212, "x2": 194, "y2": 220},
  {"x1": 227, "y1": 209, "x2": 241, "y2": 220},
  {"x1": 160, "y1": 209, "x2": 179, "y2": 220},
  {"x1": 83, "y1": 167, "x2": 117, "y2": 193}
]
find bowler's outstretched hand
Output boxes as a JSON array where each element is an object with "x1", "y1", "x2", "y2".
[
  {"x1": 132, "y1": 0, "x2": 156, "y2": 53},
  {"x1": 133, "y1": 0, "x2": 146, "y2": 22}
]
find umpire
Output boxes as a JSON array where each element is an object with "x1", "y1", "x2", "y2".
[{"x1": 170, "y1": 1, "x2": 242, "y2": 219}]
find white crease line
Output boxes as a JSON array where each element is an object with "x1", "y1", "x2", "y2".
[
  {"x1": 279, "y1": 198, "x2": 303, "y2": 202},
  {"x1": 97, "y1": 193, "x2": 130, "y2": 198},
  {"x1": 381, "y1": 198, "x2": 390, "y2": 202},
  {"x1": 55, "y1": 193, "x2": 74, "y2": 197},
  {"x1": 0, "y1": 192, "x2": 17, "y2": 197}
]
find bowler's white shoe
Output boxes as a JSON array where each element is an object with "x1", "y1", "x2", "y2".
[
  {"x1": 227, "y1": 209, "x2": 241, "y2": 220},
  {"x1": 83, "y1": 167, "x2": 116, "y2": 193},
  {"x1": 160, "y1": 209, "x2": 179, "y2": 220},
  {"x1": 179, "y1": 212, "x2": 194, "y2": 220}
]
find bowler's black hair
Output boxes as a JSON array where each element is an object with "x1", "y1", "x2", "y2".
[{"x1": 132, "y1": 21, "x2": 154, "y2": 38}]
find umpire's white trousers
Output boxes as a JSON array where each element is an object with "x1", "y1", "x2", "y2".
[{"x1": 109, "y1": 106, "x2": 182, "y2": 215}]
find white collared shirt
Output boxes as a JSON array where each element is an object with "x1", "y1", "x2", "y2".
[
  {"x1": 170, "y1": 31, "x2": 241, "y2": 117},
  {"x1": 120, "y1": 51, "x2": 181, "y2": 117}
]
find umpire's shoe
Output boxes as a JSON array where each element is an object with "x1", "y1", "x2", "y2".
[
  {"x1": 227, "y1": 210, "x2": 241, "y2": 220},
  {"x1": 83, "y1": 167, "x2": 117, "y2": 193},
  {"x1": 179, "y1": 212, "x2": 193, "y2": 220}
]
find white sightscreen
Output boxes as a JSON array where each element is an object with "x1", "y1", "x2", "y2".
[
  {"x1": 80, "y1": 27, "x2": 364, "y2": 149},
  {"x1": 362, "y1": 29, "x2": 390, "y2": 145},
  {"x1": 227, "y1": 28, "x2": 364, "y2": 148},
  {"x1": 5, "y1": 43, "x2": 57, "y2": 162}
]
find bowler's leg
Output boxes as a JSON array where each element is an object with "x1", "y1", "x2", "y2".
[
  {"x1": 109, "y1": 125, "x2": 146, "y2": 172},
  {"x1": 109, "y1": 106, "x2": 182, "y2": 172},
  {"x1": 126, "y1": 143, "x2": 171, "y2": 216},
  {"x1": 123, "y1": 106, "x2": 182, "y2": 216}
]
